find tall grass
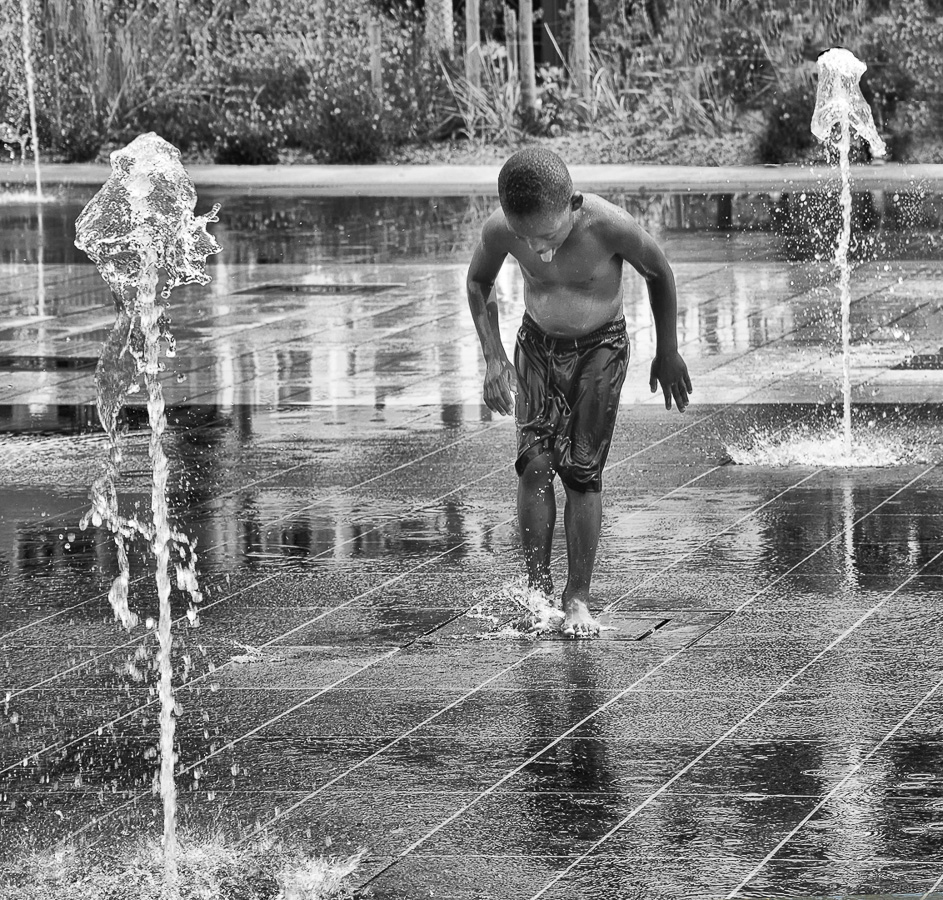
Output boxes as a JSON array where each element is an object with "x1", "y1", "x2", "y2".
[{"x1": 440, "y1": 41, "x2": 522, "y2": 142}]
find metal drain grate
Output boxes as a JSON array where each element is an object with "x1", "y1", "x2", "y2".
[
  {"x1": 894, "y1": 350, "x2": 943, "y2": 370},
  {"x1": 0, "y1": 356, "x2": 96, "y2": 371},
  {"x1": 634, "y1": 618, "x2": 671, "y2": 640},
  {"x1": 235, "y1": 282, "x2": 402, "y2": 295}
]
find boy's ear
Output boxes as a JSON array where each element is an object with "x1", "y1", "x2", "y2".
[{"x1": 571, "y1": 192, "x2": 584, "y2": 211}]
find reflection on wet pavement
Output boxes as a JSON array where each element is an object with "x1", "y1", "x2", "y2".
[{"x1": 2, "y1": 192, "x2": 943, "y2": 898}]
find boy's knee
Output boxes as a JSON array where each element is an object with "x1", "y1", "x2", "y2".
[
  {"x1": 557, "y1": 462, "x2": 602, "y2": 493},
  {"x1": 519, "y1": 451, "x2": 555, "y2": 485}
]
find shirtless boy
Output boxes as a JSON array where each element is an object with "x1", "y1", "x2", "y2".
[{"x1": 466, "y1": 148, "x2": 692, "y2": 637}]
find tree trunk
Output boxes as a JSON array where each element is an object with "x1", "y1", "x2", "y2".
[
  {"x1": 313, "y1": 0, "x2": 326, "y2": 55},
  {"x1": 572, "y1": 0, "x2": 591, "y2": 106},
  {"x1": 504, "y1": 4, "x2": 518, "y2": 75},
  {"x1": 424, "y1": 0, "x2": 454, "y2": 59},
  {"x1": 367, "y1": 16, "x2": 383, "y2": 104},
  {"x1": 465, "y1": 0, "x2": 480, "y2": 89},
  {"x1": 519, "y1": 0, "x2": 537, "y2": 128}
]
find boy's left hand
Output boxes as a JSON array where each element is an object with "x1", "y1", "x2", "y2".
[{"x1": 650, "y1": 351, "x2": 692, "y2": 412}]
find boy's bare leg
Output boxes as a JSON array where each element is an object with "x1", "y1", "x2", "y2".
[
  {"x1": 518, "y1": 453, "x2": 556, "y2": 597},
  {"x1": 561, "y1": 485, "x2": 602, "y2": 637}
]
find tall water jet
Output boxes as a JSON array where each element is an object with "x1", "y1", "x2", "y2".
[
  {"x1": 18, "y1": 0, "x2": 42, "y2": 199},
  {"x1": 811, "y1": 48, "x2": 886, "y2": 457},
  {"x1": 74, "y1": 132, "x2": 221, "y2": 895}
]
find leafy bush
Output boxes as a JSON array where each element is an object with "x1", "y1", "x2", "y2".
[
  {"x1": 9, "y1": 0, "x2": 943, "y2": 166},
  {"x1": 757, "y1": 73, "x2": 820, "y2": 165},
  {"x1": 858, "y1": 0, "x2": 943, "y2": 161},
  {"x1": 376, "y1": 6, "x2": 448, "y2": 146},
  {"x1": 314, "y1": 86, "x2": 387, "y2": 164},
  {"x1": 213, "y1": 125, "x2": 281, "y2": 166},
  {"x1": 710, "y1": 24, "x2": 774, "y2": 105},
  {"x1": 0, "y1": 3, "x2": 28, "y2": 133}
]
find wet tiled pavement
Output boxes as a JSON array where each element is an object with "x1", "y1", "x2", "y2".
[{"x1": 3, "y1": 190, "x2": 943, "y2": 898}]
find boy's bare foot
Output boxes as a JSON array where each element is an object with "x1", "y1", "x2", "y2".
[
  {"x1": 521, "y1": 586, "x2": 564, "y2": 634},
  {"x1": 561, "y1": 598, "x2": 600, "y2": 638}
]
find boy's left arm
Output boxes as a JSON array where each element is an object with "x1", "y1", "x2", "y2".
[{"x1": 609, "y1": 212, "x2": 692, "y2": 412}]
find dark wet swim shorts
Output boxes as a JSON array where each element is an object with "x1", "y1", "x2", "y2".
[{"x1": 514, "y1": 311, "x2": 629, "y2": 493}]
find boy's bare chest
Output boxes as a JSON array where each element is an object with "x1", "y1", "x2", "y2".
[{"x1": 517, "y1": 238, "x2": 620, "y2": 290}]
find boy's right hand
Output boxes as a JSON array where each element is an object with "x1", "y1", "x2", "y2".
[{"x1": 483, "y1": 358, "x2": 517, "y2": 416}]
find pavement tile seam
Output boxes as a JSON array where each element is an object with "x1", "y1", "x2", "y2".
[
  {"x1": 364, "y1": 496, "x2": 943, "y2": 891},
  {"x1": 5, "y1": 378, "x2": 920, "y2": 668},
  {"x1": 1, "y1": 256, "x2": 908, "y2": 520},
  {"x1": 721, "y1": 664, "x2": 943, "y2": 898},
  {"x1": 650, "y1": 465, "x2": 941, "y2": 636},
  {"x1": 60, "y1": 643, "x2": 402, "y2": 846},
  {"x1": 0, "y1": 286, "x2": 417, "y2": 405},
  {"x1": 0, "y1": 268, "x2": 332, "y2": 350},
  {"x1": 42, "y1": 302, "x2": 452, "y2": 414},
  {"x1": 266, "y1": 273, "x2": 751, "y2": 410},
  {"x1": 0, "y1": 421, "x2": 512, "y2": 643},
  {"x1": 604, "y1": 467, "x2": 826, "y2": 613},
  {"x1": 226, "y1": 648, "x2": 550, "y2": 844},
  {"x1": 0, "y1": 286, "x2": 455, "y2": 428},
  {"x1": 0, "y1": 265, "x2": 91, "y2": 303},
  {"x1": 366, "y1": 852, "x2": 941, "y2": 863},
  {"x1": 262, "y1": 274, "x2": 766, "y2": 412},
  {"x1": 9, "y1": 255, "x2": 943, "y2": 884},
  {"x1": 0, "y1": 376, "x2": 489, "y2": 546},
  {"x1": 3, "y1": 416, "x2": 756, "y2": 709},
  {"x1": 63, "y1": 646, "x2": 548, "y2": 850}
]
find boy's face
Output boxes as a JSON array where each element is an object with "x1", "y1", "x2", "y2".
[{"x1": 506, "y1": 197, "x2": 577, "y2": 263}]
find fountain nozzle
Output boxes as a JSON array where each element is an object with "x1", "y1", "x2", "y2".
[{"x1": 811, "y1": 48, "x2": 886, "y2": 158}]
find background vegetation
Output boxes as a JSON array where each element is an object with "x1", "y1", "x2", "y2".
[{"x1": 1, "y1": 0, "x2": 942, "y2": 166}]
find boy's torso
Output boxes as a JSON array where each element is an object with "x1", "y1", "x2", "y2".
[{"x1": 504, "y1": 193, "x2": 625, "y2": 338}]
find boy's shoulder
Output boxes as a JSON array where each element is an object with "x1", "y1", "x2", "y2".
[
  {"x1": 580, "y1": 192, "x2": 638, "y2": 233},
  {"x1": 480, "y1": 206, "x2": 515, "y2": 251}
]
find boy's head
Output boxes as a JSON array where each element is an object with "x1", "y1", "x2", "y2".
[{"x1": 498, "y1": 148, "x2": 582, "y2": 262}]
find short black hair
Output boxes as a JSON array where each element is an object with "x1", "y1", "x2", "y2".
[{"x1": 498, "y1": 148, "x2": 572, "y2": 217}]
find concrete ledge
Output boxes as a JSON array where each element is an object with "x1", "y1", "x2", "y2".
[{"x1": 4, "y1": 162, "x2": 943, "y2": 195}]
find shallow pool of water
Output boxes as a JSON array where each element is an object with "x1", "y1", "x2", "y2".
[
  {"x1": 4, "y1": 183, "x2": 943, "y2": 898},
  {"x1": 3, "y1": 186, "x2": 943, "y2": 268}
]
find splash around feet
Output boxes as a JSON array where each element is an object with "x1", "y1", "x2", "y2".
[
  {"x1": 469, "y1": 580, "x2": 615, "y2": 639},
  {"x1": 725, "y1": 421, "x2": 936, "y2": 467}
]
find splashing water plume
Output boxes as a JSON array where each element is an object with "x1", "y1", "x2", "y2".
[
  {"x1": 729, "y1": 50, "x2": 890, "y2": 467},
  {"x1": 726, "y1": 421, "x2": 934, "y2": 468},
  {"x1": 74, "y1": 132, "x2": 221, "y2": 895},
  {"x1": 812, "y1": 48, "x2": 886, "y2": 459},
  {"x1": 0, "y1": 834, "x2": 363, "y2": 900}
]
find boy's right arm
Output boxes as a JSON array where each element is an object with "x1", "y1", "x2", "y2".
[{"x1": 466, "y1": 217, "x2": 516, "y2": 416}]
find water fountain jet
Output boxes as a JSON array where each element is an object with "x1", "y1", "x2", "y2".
[
  {"x1": 812, "y1": 47, "x2": 887, "y2": 458},
  {"x1": 17, "y1": 0, "x2": 42, "y2": 200},
  {"x1": 725, "y1": 49, "x2": 911, "y2": 467},
  {"x1": 74, "y1": 132, "x2": 220, "y2": 896}
]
